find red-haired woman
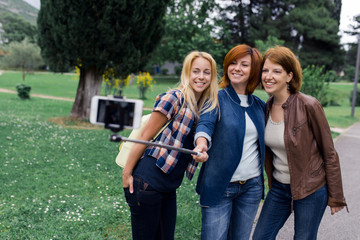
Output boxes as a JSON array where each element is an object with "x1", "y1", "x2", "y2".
[{"x1": 193, "y1": 44, "x2": 266, "y2": 240}]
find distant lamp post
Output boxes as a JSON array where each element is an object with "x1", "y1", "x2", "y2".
[{"x1": 351, "y1": 35, "x2": 360, "y2": 117}]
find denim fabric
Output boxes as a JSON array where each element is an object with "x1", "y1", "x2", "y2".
[
  {"x1": 124, "y1": 176, "x2": 177, "y2": 240},
  {"x1": 196, "y1": 84, "x2": 266, "y2": 207},
  {"x1": 253, "y1": 178, "x2": 328, "y2": 240},
  {"x1": 201, "y1": 176, "x2": 263, "y2": 240}
]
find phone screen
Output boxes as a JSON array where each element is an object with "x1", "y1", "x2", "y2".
[{"x1": 97, "y1": 99, "x2": 135, "y2": 128}]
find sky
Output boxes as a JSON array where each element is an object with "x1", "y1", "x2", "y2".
[{"x1": 23, "y1": 0, "x2": 359, "y2": 45}]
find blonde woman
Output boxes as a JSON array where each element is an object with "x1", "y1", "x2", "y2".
[{"x1": 122, "y1": 51, "x2": 219, "y2": 240}]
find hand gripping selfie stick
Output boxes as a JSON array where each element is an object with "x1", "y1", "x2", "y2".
[
  {"x1": 105, "y1": 91, "x2": 202, "y2": 157},
  {"x1": 110, "y1": 135, "x2": 202, "y2": 156}
]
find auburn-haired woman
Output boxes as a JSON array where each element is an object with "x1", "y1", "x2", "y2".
[
  {"x1": 193, "y1": 44, "x2": 265, "y2": 240},
  {"x1": 253, "y1": 46, "x2": 348, "y2": 240}
]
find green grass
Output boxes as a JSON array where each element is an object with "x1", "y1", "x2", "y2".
[
  {"x1": 0, "y1": 71, "x2": 359, "y2": 239},
  {"x1": 0, "y1": 71, "x2": 180, "y2": 109},
  {"x1": 0, "y1": 71, "x2": 79, "y2": 99},
  {"x1": 0, "y1": 72, "x2": 200, "y2": 239}
]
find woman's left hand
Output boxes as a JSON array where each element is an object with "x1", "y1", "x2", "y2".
[{"x1": 331, "y1": 206, "x2": 344, "y2": 215}]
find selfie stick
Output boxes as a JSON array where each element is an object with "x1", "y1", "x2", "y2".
[
  {"x1": 106, "y1": 90, "x2": 202, "y2": 156},
  {"x1": 110, "y1": 135, "x2": 202, "y2": 156}
]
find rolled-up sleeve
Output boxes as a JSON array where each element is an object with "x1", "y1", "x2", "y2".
[{"x1": 195, "y1": 107, "x2": 219, "y2": 149}]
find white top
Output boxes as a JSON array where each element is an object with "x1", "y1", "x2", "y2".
[
  {"x1": 265, "y1": 116, "x2": 290, "y2": 184},
  {"x1": 230, "y1": 94, "x2": 261, "y2": 182}
]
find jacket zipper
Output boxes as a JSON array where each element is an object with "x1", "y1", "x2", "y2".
[
  {"x1": 292, "y1": 120, "x2": 306, "y2": 136},
  {"x1": 311, "y1": 162, "x2": 325, "y2": 176}
]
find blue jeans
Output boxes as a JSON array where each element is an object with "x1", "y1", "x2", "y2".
[
  {"x1": 201, "y1": 175, "x2": 263, "y2": 240},
  {"x1": 252, "y1": 178, "x2": 328, "y2": 240},
  {"x1": 124, "y1": 176, "x2": 177, "y2": 240}
]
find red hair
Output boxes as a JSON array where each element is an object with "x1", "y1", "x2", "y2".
[{"x1": 219, "y1": 44, "x2": 262, "y2": 94}]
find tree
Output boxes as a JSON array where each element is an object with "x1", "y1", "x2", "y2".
[
  {"x1": 288, "y1": 0, "x2": 344, "y2": 70},
  {"x1": 38, "y1": 0, "x2": 170, "y2": 119},
  {"x1": 344, "y1": 15, "x2": 360, "y2": 82},
  {"x1": 301, "y1": 65, "x2": 330, "y2": 106},
  {"x1": 255, "y1": 35, "x2": 285, "y2": 54},
  {"x1": 222, "y1": 0, "x2": 343, "y2": 70},
  {"x1": 0, "y1": 38, "x2": 43, "y2": 81},
  {"x1": 150, "y1": 0, "x2": 230, "y2": 66},
  {"x1": 0, "y1": 13, "x2": 37, "y2": 44}
]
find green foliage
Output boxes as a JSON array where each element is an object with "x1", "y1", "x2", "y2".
[
  {"x1": 255, "y1": 36, "x2": 285, "y2": 55},
  {"x1": 343, "y1": 42, "x2": 360, "y2": 82},
  {"x1": 37, "y1": 0, "x2": 170, "y2": 118},
  {"x1": 15, "y1": 83, "x2": 31, "y2": 99},
  {"x1": 0, "y1": 13, "x2": 38, "y2": 44},
  {"x1": 175, "y1": 66, "x2": 182, "y2": 76},
  {"x1": 150, "y1": 0, "x2": 229, "y2": 65},
  {"x1": 222, "y1": 0, "x2": 343, "y2": 70},
  {"x1": 161, "y1": 68, "x2": 169, "y2": 75},
  {"x1": 0, "y1": 39, "x2": 43, "y2": 81},
  {"x1": 38, "y1": 0, "x2": 169, "y2": 76},
  {"x1": 350, "y1": 89, "x2": 360, "y2": 106},
  {"x1": 301, "y1": 65, "x2": 330, "y2": 106}
]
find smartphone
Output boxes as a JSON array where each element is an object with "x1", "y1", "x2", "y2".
[{"x1": 90, "y1": 96, "x2": 143, "y2": 129}]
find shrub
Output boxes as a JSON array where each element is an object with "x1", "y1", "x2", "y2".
[
  {"x1": 16, "y1": 83, "x2": 31, "y2": 99},
  {"x1": 350, "y1": 89, "x2": 360, "y2": 106},
  {"x1": 161, "y1": 68, "x2": 168, "y2": 75},
  {"x1": 301, "y1": 65, "x2": 330, "y2": 106},
  {"x1": 175, "y1": 66, "x2": 182, "y2": 76},
  {"x1": 327, "y1": 90, "x2": 342, "y2": 106},
  {"x1": 136, "y1": 72, "x2": 155, "y2": 99}
]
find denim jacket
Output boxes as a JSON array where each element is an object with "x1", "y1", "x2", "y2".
[{"x1": 195, "y1": 84, "x2": 266, "y2": 207}]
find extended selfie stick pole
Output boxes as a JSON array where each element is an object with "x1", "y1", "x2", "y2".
[
  {"x1": 107, "y1": 90, "x2": 202, "y2": 156},
  {"x1": 110, "y1": 135, "x2": 202, "y2": 156}
]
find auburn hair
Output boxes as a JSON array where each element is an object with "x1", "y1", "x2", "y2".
[
  {"x1": 219, "y1": 44, "x2": 262, "y2": 94},
  {"x1": 262, "y1": 46, "x2": 302, "y2": 93}
]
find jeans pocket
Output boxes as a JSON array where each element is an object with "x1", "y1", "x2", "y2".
[
  {"x1": 253, "y1": 175, "x2": 264, "y2": 186},
  {"x1": 137, "y1": 188, "x2": 162, "y2": 207},
  {"x1": 123, "y1": 187, "x2": 137, "y2": 207}
]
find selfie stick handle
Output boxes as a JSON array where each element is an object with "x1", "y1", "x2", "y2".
[{"x1": 111, "y1": 135, "x2": 202, "y2": 156}]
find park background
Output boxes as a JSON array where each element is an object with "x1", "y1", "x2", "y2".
[{"x1": 0, "y1": 0, "x2": 360, "y2": 239}]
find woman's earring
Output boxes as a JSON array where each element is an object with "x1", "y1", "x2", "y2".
[{"x1": 287, "y1": 82, "x2": 290, "y2": 91}]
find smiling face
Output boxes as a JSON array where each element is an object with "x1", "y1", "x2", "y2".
[
  {"x1": 227, "y1": 55, "x2": 251, "y2": 94},
  {"x1": 189, "y1": 57, "x2": 211, "y2": 100},
  {"x1": 262, "y1": 59, "x2": 293, "y2": 98}
]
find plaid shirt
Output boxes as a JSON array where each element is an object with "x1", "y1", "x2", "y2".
[{"x1": 144, "y1": 89, "x2": 198, "y2": 180}]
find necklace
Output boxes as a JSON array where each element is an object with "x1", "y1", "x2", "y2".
[{"x1": 272, "y1": 102, "x2": 284, "y2": 106}]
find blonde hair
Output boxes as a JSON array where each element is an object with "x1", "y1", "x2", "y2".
[{"x1": 178, "y1": 51, "x2": 219, "y2": 119}]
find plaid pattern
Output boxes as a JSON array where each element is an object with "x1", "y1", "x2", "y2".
[{"x1": 144, "y1": 89, "x2": 198, "y2": 180}]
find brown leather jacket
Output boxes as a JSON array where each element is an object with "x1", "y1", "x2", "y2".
[{"x1": 265, "y1": 92, "x2": 347, "y2": 208}]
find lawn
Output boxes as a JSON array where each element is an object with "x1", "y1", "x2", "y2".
[
  {"x1": 0, "y1": 72, "x2": 197, "y2": 239},
  {"x1": 0, "y1": 71, "x2": 359, "y2": 239}
]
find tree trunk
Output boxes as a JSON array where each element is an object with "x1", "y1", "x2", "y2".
[{"x1": 70, "y1": 67, "x2": 103, "y2": 119}]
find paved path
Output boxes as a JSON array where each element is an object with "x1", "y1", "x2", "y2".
[{"x1": 252, "y1": 122, "x2": 360, "y2": 240}]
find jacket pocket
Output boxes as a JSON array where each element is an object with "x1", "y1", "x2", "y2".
[
  {"x1": 311, "y1": 161, "x2": 325, "y2": 177},
  {"x1": 292, "y1": 119, "x2": 307, "y2": 136}
]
